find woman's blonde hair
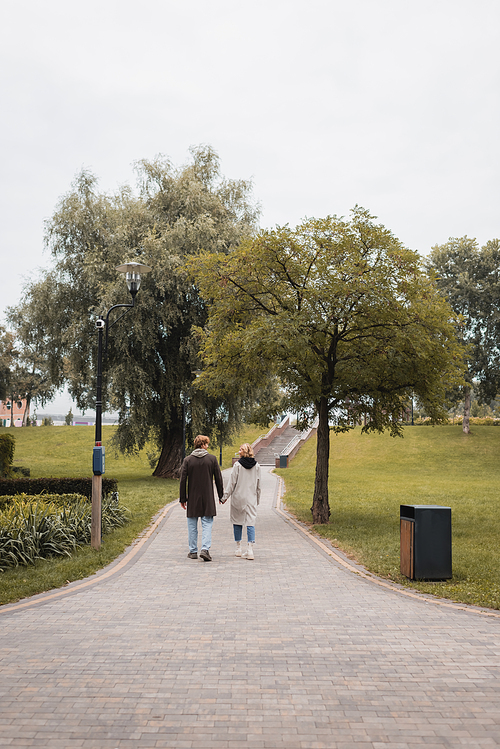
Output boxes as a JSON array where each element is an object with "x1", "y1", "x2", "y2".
[
  {"x1": 239, "y1": 443, "x2": 254, "y2": 458},
  {"x1": 194, "y1": 434, "x2": 210, "y2": 449}
]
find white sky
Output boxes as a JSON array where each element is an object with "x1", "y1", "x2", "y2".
[{"x1": 1, "y1": 0, "x2": 500, "y2": 412}]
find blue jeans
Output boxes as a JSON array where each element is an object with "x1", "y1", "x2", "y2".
[
  {"x1": 233, "y1": 524, "x2": 255, "y2": 543},
  {"x1": 187, "y1": 516, "x2": 213, "y2": 553}
]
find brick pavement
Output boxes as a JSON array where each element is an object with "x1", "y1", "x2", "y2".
[{"x1": 0, "y1": 467, "x2": 500, "y2": 748}]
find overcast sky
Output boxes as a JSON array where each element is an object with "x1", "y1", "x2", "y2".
[{"x1": 2, "y1": 0, "x2": 499, "y2": 412}]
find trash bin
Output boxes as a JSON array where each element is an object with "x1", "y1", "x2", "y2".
[
  {"x1": 279, "y1": 454, "x2": 288, "y2": 468},
  {"x1": 400, "y1": 504, "x2": 452, "y2": 580}
]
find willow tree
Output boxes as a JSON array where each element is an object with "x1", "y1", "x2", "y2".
[
  {"x1": 12, "y1": 146, "x2": 260, "y2": 476},
  {"x1": 190, "y1": 208, "x2": 465, "y2": 523}
]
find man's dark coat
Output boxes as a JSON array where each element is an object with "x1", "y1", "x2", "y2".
[{"x1": 179, "y1": 450, "x2": 224, "y2": 518}]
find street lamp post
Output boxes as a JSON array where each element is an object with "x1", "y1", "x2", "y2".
[
  {"x1": 179, "y1": 371, "x2": 203, "y2": 468},
  {"x1": 216, "y1": 405, "x2": 227, "y2": 467},
  {"x1": 91, "y1": 261, "x2": 151, "y2": 550},
  {"x1": 180, "y1": 390, "x2": 187, "y2": 464}
]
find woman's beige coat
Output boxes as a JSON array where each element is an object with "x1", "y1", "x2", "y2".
[{"x1": 223, "y1": 461, "x2": 261, "y2": 525}]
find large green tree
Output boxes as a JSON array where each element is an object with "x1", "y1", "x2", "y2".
[
  {"x1": 191, "y1": 209, "x2": 465, "y2": 523},
  {"x1": 12, "y1": 146, "x2": 260, "y2": 475},
  {"x1": 427, "y1": 236, "x2": 500, "y2": 434}
]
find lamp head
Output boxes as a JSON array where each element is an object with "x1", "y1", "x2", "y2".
[{"x1": 115, "y1": 261, "x2": 152, "y2": 298}]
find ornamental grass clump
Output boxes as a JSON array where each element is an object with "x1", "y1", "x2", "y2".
[{"x1": 0, "y1": 493, "x2": 129, "y2": 571}]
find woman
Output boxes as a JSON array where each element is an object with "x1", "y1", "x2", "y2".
[{"x1": 222, "y1": 443, "x2": 261, "y2": 559}]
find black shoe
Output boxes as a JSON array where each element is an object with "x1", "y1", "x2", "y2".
[
  {"x1": 187, "y1": 552, "x2": 198, "y2": 559},
  {"x1": 200, "y1": 549, "x2": 212, "y2": 562}
]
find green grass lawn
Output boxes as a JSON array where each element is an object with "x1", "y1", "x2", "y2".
[
  {"x1": 276, "y1": 425, "x2": 500, "y2": 610},
  {"x1": 0, "y1": 423, "x2": 264, "y2": 605}
]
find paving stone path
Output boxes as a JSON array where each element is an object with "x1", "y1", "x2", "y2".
[{"x1": 1, "y1": 467, "x2": 500, "y2": 748}]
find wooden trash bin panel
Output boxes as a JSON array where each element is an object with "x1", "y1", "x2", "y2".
[{"x1": 400, "y1": 504, "x2": 452, "y2": 580}]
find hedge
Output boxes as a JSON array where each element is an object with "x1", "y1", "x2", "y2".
[{"x1": 0, "y1": 477, "x2": 118, "y2": 500}]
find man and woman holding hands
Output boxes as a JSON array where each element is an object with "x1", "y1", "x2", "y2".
[{"x1": 179, "y1": 435, "x2": 261, "y2": 561}]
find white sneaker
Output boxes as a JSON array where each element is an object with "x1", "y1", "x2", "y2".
[
  {"x1": 235, "y1": 542, "x2": 242, "y2": 557},
  {"x1": 246, "y1": 543, "x2": 254, "y2": 560}
]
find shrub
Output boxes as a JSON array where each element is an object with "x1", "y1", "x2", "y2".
[
  {"x1": 0, "y1": 476, "x2": 118, "y2": 500},
  {"x1": 0, "y1": 434, "x2": 15, "y2": 477},
  {"x1": 11, "y1": 466, "x2": 30, "y2": 477},
  {"x1": 0, "y1": 493, "x2": 129, "y2": 571},
  {"x1": 452, "y1": 417, "x2": 500, "y2": 426},
  {"x1": 1, "y1": 492, "x2": 90, "y2": 508}
]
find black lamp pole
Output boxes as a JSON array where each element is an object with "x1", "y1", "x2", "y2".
[
  {"x1": 91, "y1": 261, "x2": 151, "y2": 550},
  {"x1": 181, "y1": 393, "x2": 186, "y2": 464},
  {"x1": 95, "y1": 317, "x2": 104, "y2": 446},
  {"x1": 216, "y1": 405, "x2": 226, "y2": 467}
]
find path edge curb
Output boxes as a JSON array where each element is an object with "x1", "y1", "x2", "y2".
[
  {"x1": 0, "y1": 499, "x2": 178, "y2": 615},
  {"x1": 274, "y1": 475, "x2": 500, "y2": 620}
]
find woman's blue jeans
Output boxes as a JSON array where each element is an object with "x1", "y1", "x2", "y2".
[
  {"x1": 233, "y1": 524, "x2": 255, "y2": 543},
  {"x1": 187, "y1": 516, "x2": 213, "y2": 553}
]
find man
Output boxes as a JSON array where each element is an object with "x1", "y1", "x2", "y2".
[{"x1": 179, "y1": 434, "x2": 223, "y2": 561}]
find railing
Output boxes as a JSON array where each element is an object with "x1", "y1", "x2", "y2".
[{"x1": 278, "y1": 434, "x2": 302, "y2": 457}]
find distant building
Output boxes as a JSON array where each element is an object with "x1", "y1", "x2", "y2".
[{"x1": 0, "y1": 398, "x2": 26, "y2": 427}]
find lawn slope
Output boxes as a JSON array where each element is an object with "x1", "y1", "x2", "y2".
[{"x1": 277, "y1": 425, "x2": 500, "y2": 610}]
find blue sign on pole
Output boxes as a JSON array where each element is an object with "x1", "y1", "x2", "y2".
[{"x1": 92, "y1": 445, "x2": 105, "y2": 475}]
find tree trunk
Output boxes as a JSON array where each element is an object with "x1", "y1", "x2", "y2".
[
  {"x1": 310, "y1": 396, "x2": 331, "y2": 524},
  {"x1": 152, "y1": 420, "x2": 184, "y2": 479},
  {"x1": 22, "y1": 395, "x2": 31, "y2": 427},
  {"x1": 462, "y1": 386, "x2": 471, "y2": 434}
]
